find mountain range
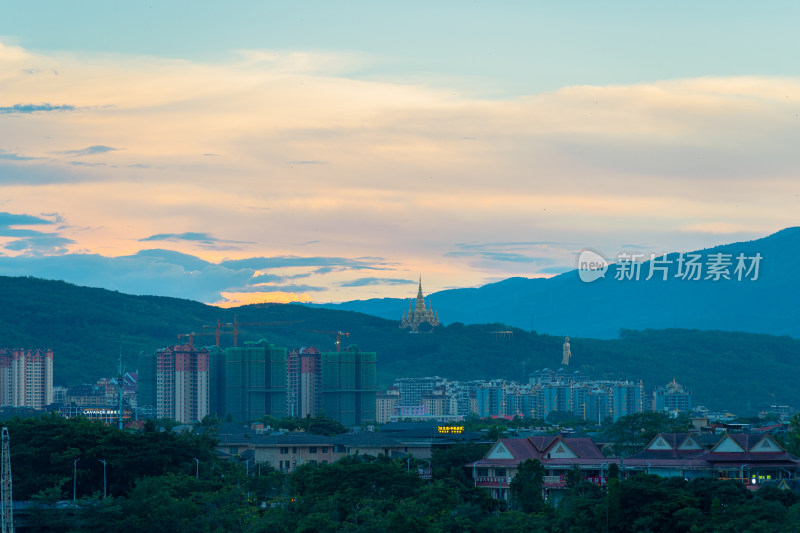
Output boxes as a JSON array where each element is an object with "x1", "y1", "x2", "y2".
[
  {"x1": 1, "y1": 227, "x2": 799, "y2": 414},
  {"x1": 311, "y1": 227, "x2": 800, "y2": 339}
]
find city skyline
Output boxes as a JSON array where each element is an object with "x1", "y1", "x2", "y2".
[{"x1": 1, "y1": 2, "x2": 798, "y2": 306}]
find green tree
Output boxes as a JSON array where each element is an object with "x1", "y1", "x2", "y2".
[
  {"x1": 605, "y1": 412, "x2": 677, "y2": 456},
  {"x1": 786, "y1": 413, "x2": 800, "y2": 456},
  {"x1": 509, "y1": 458, "x2": 546, "y2": 513}
]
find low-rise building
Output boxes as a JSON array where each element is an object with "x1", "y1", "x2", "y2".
[
  {"x1": 214, "y1": 425, "x2": 433, "y2": 473},
  {"x1": 468, "y1": 435, "x2": 615, "y2": 503},
  {"x1": 468, "y1": 432, "x2": 800, "y2": 504}
]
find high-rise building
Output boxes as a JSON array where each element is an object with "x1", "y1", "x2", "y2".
[
  {"x1": 152, "y1": 344, "x2": 209, "y2": 423},
  {"x1": 584, "y1": 390, "x2": 613, "y2": 424},
  {"x1": 542, "y1": 383, "x2": 571, "y2": 419},
  {"x1": 394, "y1": 376, "x2": 442, "y2": 406},
  {"x1": 287, "y1": 347, "x2": 322, "y2": 418},
  {"x1": 225, "y1": 339, "x2": 287, "y2": 422},
  {"x1": 476, "y1": 381, "x2": 507, "y2": 417},
  {"x1": 0, "y1": 348, "x2": 54, "y2": 409},
  {"x1": 653, "y1": 379, "x2": 692, "y2": 414},
  {"x1": 421, "y1": 389, "x2": 451, "y2": 417},
  {"x1": 611, "y1": 381, "x2": 644, "y2": 421},
  {"x1": 376, "y1": 387, "x2": 400, "y2": 424},
  {"x1": 320, "y1": 347, "x2": 376, "y2": 426}
]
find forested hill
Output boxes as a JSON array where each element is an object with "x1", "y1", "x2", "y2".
[{"x1": 1, "y1": 275, "x2": 798, "y2": 413}]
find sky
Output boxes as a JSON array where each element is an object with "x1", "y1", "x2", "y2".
[{"x1": 1, "y1": 1, "x2": 799, "y2": 307}]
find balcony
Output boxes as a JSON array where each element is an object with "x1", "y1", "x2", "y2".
[{"x1": 475, "y1": 476, "x2": 510, "y2": 487}]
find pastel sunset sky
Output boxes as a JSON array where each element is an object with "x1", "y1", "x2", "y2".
[{"x1": 1, "y1": 1, "x2": 798, "y2": 306}]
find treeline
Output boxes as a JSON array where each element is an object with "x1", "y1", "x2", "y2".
[{"x1": 9, "y1": 415, "x2": 800, "y2": 532}]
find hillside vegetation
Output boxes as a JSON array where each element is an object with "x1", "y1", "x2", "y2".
[{"x1": 0, "y1": 275, "x2": 798, "y2": 413}]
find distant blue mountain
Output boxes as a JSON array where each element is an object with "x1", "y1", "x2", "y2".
[{"x1": 309, "y1": 227, "x2": 800, "y2": 339}]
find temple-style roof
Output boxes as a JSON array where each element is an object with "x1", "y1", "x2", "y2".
[
  {"x1": 400, "y1": 277, "x2": 440, "y2": 332},
  {"x1": 468, "y1": 435, "x2": 610, "y2": 468},
  {"x1": 626, "y1": 432, "x2": 800, "y2": 468}
]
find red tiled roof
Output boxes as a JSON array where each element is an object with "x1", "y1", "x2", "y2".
[
  {"x1": 557, "y1": 438, "x2": 606, "y2": 459},
  {"x1": 501, "y1": 438, "x2": 540, "y2": 459},
  {"x1": 630, "y1": 449, "x2": 707, "y2": 460},
  {"x1": 528, "y1": 435, "x2": 558, "y2": 452}
]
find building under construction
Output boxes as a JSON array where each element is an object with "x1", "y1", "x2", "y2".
[
  {"x1": 139, "y1": 335, "x2": 377, "y2": 426},
  {"x1": 320, "y1": 347, "x2": 377, "y2": 427},
  {"x1": 224, "y1": 339, "x2": 287, "y2": 421}
]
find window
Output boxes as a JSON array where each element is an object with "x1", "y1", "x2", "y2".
[
  {"x1": 321, "y1": 447, "x2": 328, "y2": 453},
  {"x1": 477, "y1": 468, "x2": 488, "y2": 477},
  {"x1": 280, "y1": 447, "x2": 289, "y2": 454},
  {"x1": 495, "y1": 468, "x2": 506, "y2": 477},
  {"x1": 228, "y1": 446, "x2": 238, "y2": 455},
  {"x1": 309, "y1": 447, "x2": 317, "y2": 454},
  {"x1": 309, "y1": 460, "x2": 317, "y2": 465},
  {"x1": 292, "y1": 447, "x2": 297, "y2": 454}
]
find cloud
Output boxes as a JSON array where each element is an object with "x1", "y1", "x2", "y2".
[
  {"x1": 140, "y1": 232, "x2": 222, "y2": 244},
  {"x1": 236, "y1": 283, "x2": 326, "y2": 293},
  {"x1": 288, "y1": 160, "x2": 326, "y2": 165},
  {"x1": 0, "y1": 246, "x2": 354, "y2": 303},
  {"x1": 220, "y1": 256, "x2": 389, "y2": 270},
  {"x1": 3, "y1": 236, "x2": 74, "y2": 254},
  {"x1": 58, "y1": 145, "x2": 120, "y2": 156},
  {"x1": 447, "y1": 242, "x2": 563, "y2": 265},
  {"x1": 0, "y1": 212, "x2": 51, "y2": 226},
  {"x1": 445, "y1": 251, "x2": 545, "y2": 263},
  {"x1": 0, "y1": 150, "x2": 38, "y2": 161},
  {"x1": 339, "y1": 277, "x2": 416, "y2": 287},
  {"x1": 0, "y1": 212, "x2": 69, "y2": 249},
  {"x1": 138, "y1": 232, "x2": 253, "y2": 251},
  {"x1": 251, "y1": 273, "x2": 283, "y2": 283},
  {"x1": 0, "y1": 103, "x2": 75, "y2": 114},
  {"x1": 0, "y1": 251, "x2": 252, "y2": 302},
  {"x1": 120, "y1": 249, "x2": 213, "y2": 272},
  {"x1": 0, "y1": 162, "x2": 92, "y2": 185}
]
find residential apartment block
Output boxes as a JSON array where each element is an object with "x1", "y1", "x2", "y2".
[
  {"x1": 0, "y1": 347, "x2": 54, "y2": 409},
  {"x1": 653, "y1": 379, "x2": 692, "y2": 414},
  {"x1": 287, "y1": 346, "x2": 321, "y2": 418},
  {"x1": 139, "y1": 343, "x2": 209, "y2": 423},
  {"x1": 382, "y1": 371, "x2": 647, "y2": 423}
]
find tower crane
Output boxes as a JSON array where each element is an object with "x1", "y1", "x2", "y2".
[
  {"x1": 176, "y1": 331, "x2": 216, "y2": 349},
  {"x1": 307, "y1": 330, "x2": 351, "y2": 352},
  {"x1": 203, "y1": 315, "x2": 302, "y2": 347}
]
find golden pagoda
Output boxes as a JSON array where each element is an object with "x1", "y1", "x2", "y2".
[{"x1": 399, "y1": 277, "x2": 440, "y2": 332}]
